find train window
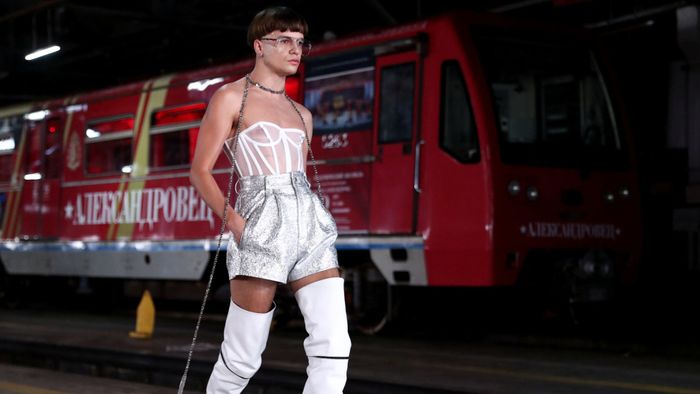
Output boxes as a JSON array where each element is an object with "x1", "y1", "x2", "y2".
[
  {"x1": 25, "y1": 121, "x2": 43, "y2": 176},
  {"x1": 304, "y1": 49, "x2": 375, "y2": 135},
  {"x1": 149, "y1": 103, "x2": 205, "y2": 170},
  {"x1": 0, "y1": 115, "x2": 23, "y2": 183},
  {"x1": 44, "y1": 117, "x2": 62, "y2": 179},
  {"x1": 84, "y1": 115, "x2": 134, "y2": 175},
  {"x1": 475, "y1": 31, "x2": 624, "y2": 169},
  {"x1": 378, "y1": 63, "x2": 415, "y2": 144},
  {"x1": 23, "y1": 117, "x2": 63, "y2": 179},
  {"x1": 440, "y1": 61, "x2": 480, "y2": 163}
]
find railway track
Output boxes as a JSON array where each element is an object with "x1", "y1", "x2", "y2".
[{"x1": 0, "y1": 336, "x2": 468, "y2": 394}]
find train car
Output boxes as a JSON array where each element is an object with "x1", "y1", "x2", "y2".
[{"x1": 0, "y1": 11, "x2": 640, "y2": 321}]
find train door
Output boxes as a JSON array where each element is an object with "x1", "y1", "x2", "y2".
[
  {"x1": 369, "y1": 51, "x2": 420, "y2": 233},
  {"x1": 0, "y1": 114, "x2": 24, "y2": 239},
  {"x1": 20, "y1": 114, "x2": 63, "y2": 239}
]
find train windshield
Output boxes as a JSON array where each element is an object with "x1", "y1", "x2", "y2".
[{"x1": 474, "y1": 31, "x2": 627, "y2": 169}]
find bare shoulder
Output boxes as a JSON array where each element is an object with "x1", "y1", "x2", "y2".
[
  {"x1": 290, "y1": 99, "x2": 312, "y2": 117},
  {"x1": 290, "y1": 99, "x2": 313, "y2": 127},
  {"x1": 202, "y1": 79, "x2": 249, "y2": 133},
  {"x1": 211, "y1": 79, "x2": 245, "y2": 109}
]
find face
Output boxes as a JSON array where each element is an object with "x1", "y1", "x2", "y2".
[{"x1": 255, "y1": 30, "x2": 306, "y2": 75}]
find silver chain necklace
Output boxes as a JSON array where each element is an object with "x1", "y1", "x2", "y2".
[
  {"x1": 178, "y1": 73, "x2": 325, "y2": 393},
  {"x1": 246, "y1": 74, "x2": 285, "y2": 94}
]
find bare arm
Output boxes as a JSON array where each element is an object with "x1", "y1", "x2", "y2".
[
  {"x1": 302, "y1": 106, "x2": 313, "y2": 141},
  {"x1": 190, "y1": 85, "x2": 244, "y2": 238},
  {"x1": 299, "y1": 104, "x2": 314, "y2": 160}
]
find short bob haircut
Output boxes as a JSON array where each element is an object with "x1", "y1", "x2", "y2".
[{"x1": 247, "y1": 7, "x2": 308, "y2": 48}]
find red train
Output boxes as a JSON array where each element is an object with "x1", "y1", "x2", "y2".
[{"x1": 0, "y1": 12, "x2": 640, "y2": 317}]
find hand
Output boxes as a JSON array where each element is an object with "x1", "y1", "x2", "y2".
[{"x1": 227, "y1": 211, "x2": 247, "y2": 245}]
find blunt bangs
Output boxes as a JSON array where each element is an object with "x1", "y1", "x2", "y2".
[{"x1": 247, "y1": 7, "x2": 308, "y2": 47}]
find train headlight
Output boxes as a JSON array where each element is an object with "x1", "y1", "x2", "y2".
[
  {"x1": 526, "y1": 186, "x2": 539, "y2": 201},
  {"x1": 619, "y1": 187, "x2": 630, "y2": 199},
  {"x1": 577, "y1": 258, "x2": 596, "y2": 278},
  {"x1": 597, "y1": 260, "x2": 614, "y2": 279},
  {"x1": 604, "y1": 192, "x2": 615, "y2": 203},
  {"x1": 507, "y1": 181, "x2": 521, "y2": 196}
]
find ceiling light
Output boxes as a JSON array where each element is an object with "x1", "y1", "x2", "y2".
[{"x1": 25, "y1": 45, "x2": 61, "y2": 61}]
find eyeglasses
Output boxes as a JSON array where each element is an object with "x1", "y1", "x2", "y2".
[{"x1": 259, "y1": 35, "x2": 312, "y2": 56}]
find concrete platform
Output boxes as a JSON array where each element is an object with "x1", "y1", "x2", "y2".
[
  {"x1": 0, "y1": 363, "x2": 199, "y2": 394},
  {"x1": 1, "y1": 308, "x2": 700, "y2": 393}
]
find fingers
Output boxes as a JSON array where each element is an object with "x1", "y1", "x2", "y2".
[{"x1": 229, "y1": 214, "x2": 246, "y2": 245}]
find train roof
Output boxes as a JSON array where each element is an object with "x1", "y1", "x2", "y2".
[{"x1": 0, "y1": 10, "x2": 583, "y2": 117}]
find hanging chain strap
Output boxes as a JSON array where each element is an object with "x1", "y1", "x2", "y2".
[{"x1": 177, "y1": 74, "x2": 324, "y2": 393}]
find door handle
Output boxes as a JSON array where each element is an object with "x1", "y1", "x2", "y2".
[{"x1": 413, "y1": 139, "x2": 424, "y2": 193}]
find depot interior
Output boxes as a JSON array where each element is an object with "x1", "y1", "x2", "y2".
[{"x1": 1, "y1": 0, "x2": 699, "y2": 327}]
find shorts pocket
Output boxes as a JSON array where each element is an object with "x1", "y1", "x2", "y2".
[
  {"x1": 313, "y1": 193, "x2": 337, "y2": 232},
  {"x1": 236, "y1": 190, "x2": 265, "y2": 219},
  {"x1": 233, "y1": 190, "x2": 265, "y2": 248},
  {"x1": 233, "y1": 218, "x2": 250, "y2": 249}
]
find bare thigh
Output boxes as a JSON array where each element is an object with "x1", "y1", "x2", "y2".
[
  {"x1": 230, "y1": 276, "x2": 277, "y2": 313},
  {"x1": 288, "y1": 267, "x2": 341, "y2": 295}
]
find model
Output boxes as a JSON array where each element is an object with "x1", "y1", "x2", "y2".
[{"x1": 188, "y1": 6, "x2": 351, "y2": 394}]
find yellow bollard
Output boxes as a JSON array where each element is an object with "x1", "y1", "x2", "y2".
[{"x1": 129, "y1": 289, "x2": 155, "y2": 339}]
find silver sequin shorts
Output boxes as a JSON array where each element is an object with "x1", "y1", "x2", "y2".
[{"x1": 226, "y1": 170, "x2": 339, "y2": 283}]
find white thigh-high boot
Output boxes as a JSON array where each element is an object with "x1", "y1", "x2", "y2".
[
  {"x1": 206, "y1": 299, "x2": 275, "y2": 394},
  {"x1": 294, "y1": 277, "x2": 352, "y2": 394}
]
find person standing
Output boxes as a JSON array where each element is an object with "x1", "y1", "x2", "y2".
[{"x1": 189, "y1": 6, "x2": 351, "y2": 394}]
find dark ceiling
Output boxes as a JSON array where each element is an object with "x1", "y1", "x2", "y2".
[{"x1": 0, "y1": 0, "x2": 689, "y2": 107}]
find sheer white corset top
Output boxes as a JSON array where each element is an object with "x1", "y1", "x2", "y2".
[{"x1": 223, "y1": 121, "x2": 307, "y2": 177}]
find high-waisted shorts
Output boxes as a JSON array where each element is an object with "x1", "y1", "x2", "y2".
[{"x1": 226, "y1": 170, "x2": 339, "y2": 284}]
